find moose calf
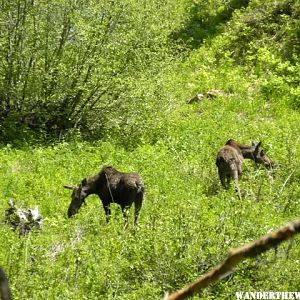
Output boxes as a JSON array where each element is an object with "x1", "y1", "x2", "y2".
[
  {"x1": 64, "y1": 166, "x2": 144, "y2": 228},
  {"x1": 216, "y1": 139, "x2": 273, "y2": 199}
]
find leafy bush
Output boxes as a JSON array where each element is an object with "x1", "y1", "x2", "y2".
[
  {"x1": 0, "y1": 0, "x2": 188, "y2": 144},
  {"x1": 1, "y1": 1, "x2": 300, "y2": 298}
]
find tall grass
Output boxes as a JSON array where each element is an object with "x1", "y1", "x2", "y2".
[
  {"x1": 1, "y1": 1, "x2": 300, "y2": 298},
  {"x1": 1, "y1": 84, "x2": 299, "y2": 298}
]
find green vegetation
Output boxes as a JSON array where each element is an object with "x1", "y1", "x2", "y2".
[{"x1": 1, "y1": 0, "x2": 300, "y2": 299}]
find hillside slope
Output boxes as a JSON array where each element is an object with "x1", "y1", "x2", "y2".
[{"x1": 0, "y1": 1, "x2": 300, "y2": 299}]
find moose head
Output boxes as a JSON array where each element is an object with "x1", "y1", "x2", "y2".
[
  {"x1": 251, "y1": 142, "x2": 273, "y2": 169},
  {"x1": 225, "y1": 139, "x2": 274, "y2": 169},
  {"x1": 64, "y1": 178, "x2": 89, "y2": 218}
]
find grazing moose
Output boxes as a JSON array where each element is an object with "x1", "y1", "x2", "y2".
[
  {"x1": 216, "y1": 139, "x2": 273, "y2": 199},
  {"x1": 64, "y1": 166, "x2": 144, "y2": 229},
  {"x1": 0, "y1": 268, "x2": 11, "y2": 300}
]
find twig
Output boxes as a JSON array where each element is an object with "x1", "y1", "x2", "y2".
[
  {"x1": 164, "y1": 217, "x2": 300, "y2": 300},
  {"x1": 279, "y1": 170, "x2": 295, "y2": 212}
]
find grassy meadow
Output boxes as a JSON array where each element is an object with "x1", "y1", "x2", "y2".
[
  {"x1": 1, "y1": 0, "x2": 300, "y2": 299},
  {"x1": 1, "y1": 87, "x2": 300, "y2": 299}
]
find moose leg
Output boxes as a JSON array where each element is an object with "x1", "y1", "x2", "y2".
[
  {"x1": 237, "y1": 163, "x2": 242, "y2": 179},
  {"x1": 134, "y1": 193, "x2": 143, "y2": 226},
  {"x1": 225, "y1": 175, "x2": 231, "y2": 188},
  {"x1": 102, "y1": 203, "x2": 111, "y2": 223},
  {"x1": 218, "y1": 169, "x2": 227, "y2": 188},
  {"x1": 233, "y1": 170, "x2": 242, "y2": 200},
  {"x1": 121, "y1": 206, "x2": 130, "y2": 230}
]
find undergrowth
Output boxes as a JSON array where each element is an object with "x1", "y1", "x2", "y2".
[{"x1": 1, "y1": 0, "x2": 300, "y2": 299}]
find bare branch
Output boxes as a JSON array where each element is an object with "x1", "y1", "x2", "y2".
[{"x1": 165, "y1": 217, "x2": 300, "y2": 300}]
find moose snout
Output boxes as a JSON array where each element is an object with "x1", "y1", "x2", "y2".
[
  {"x1": 266, "y1": 159, "x2": 276, "y2": 169},
  {"x1": 67, "y1": 205, "x2": 79, "y2": 218}
]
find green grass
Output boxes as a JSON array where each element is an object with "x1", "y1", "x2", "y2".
[
  {"x1": 1, "y1": 1, "x2": 300, "y2": 298},
  {"x1": 1, "y1": 86, "x2": 300, "y2": 299}
]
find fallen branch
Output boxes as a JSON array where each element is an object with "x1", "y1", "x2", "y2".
[
  {"x1": 5, "y1": 199, "x2": 42, "y2": 236},
  {"x1": 164, "y1": 217, "x2": 300, "y2": 300},
  {"x1": 186, "y1": 89, "x2": 229, "y2": 104}
]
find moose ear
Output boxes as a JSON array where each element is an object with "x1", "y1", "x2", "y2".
[
  {"x1": 81, "y1": 178, "x2": 88, "y2": 186},
  {"x1": 63, "y1": 185, "x2": 78, "y2": 190},
  {"x1": 255, "y1": 141, "x2": 262, "y2": 149},
  {"x1": 254, "y1": 141, "x2": 262, "y2": 154},
  {"x1": 252, "y1": 141, "x2": 261, "y2": 147}
]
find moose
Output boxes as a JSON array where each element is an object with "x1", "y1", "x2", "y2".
[
  {"x1": 64, "y1": 166, "x2": 144, "y2": 228},
  {"x1": 216, "y1": 139, "x2": 273, "y2": 199},
  {"x1": 0, "y1": 268, "x2": 11, "y2": 300}
]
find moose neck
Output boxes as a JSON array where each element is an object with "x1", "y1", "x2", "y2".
[
  {"x1": 233, "y1": 143, "x2": 256, "y2": 160},
  {"x1": 87, "y1": 173, "x2": 104, "y2": 191},
  {"x1": 239, "y1": 147, "x2": 255, "y2": 160},
  {"x1": 82, "y1": 184, "x2": 98, "y2": 197},
  {"x1": 226, "y1": 140, "x2": 255, "y2": 160}
]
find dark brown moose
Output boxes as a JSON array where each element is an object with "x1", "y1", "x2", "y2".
[
  {"x1": 0, "y1": 268, "x2": 11, "y2": 300},
  {"x1": 216, "y1": 139, "x2": 273, "y2": 199},
  {"x1": 64, "y1": 166, "x2": 144, "y2": 228}
]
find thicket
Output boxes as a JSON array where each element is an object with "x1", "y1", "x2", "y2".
[
  {"x1": 1, "y1": 1, "x2": 300, "y2": 298},
  {"x1": 1, "y1": 0, "x2": 299, "y2": 147},
  {"x1": 0, "y1": 0, "x2": 187, "y2": 144},
  {"x1": 219, "y1": 0, "x2": 300, "y2": 108},
  {"x1": 172, "y1": 0, "x2": 300, "y2": 109}
]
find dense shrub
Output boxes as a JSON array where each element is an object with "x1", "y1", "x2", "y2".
[{"x1": 0, "y1": 0, "x2": 187, "y2": 144}]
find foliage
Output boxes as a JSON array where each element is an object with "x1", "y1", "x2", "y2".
[
  {"x1": 222, "y1": 0, "x2": 300, "y2": 63},
  {"x1": 1, "y1": 89, "x2": 300, "y2": 298},
  {"x1": 171, "y1": 0, "x2": 250, "y2": 49},
  {"x1": 0, "y1": 0, "x2": 300, "y2": 299},
  {"x1": 218, "y1": 0, "x2": 300, "y2": 108},
  {"x1": 0, "y1": 0, "x2": 187, "y2": 143}
]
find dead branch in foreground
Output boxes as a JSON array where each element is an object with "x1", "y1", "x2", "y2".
[
  {"x1": 0, "y1": 268, "x2": 11, "y2": 300},
  {"x1": 165, "y1": 217, "x2": 300, "y2": 300}
]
